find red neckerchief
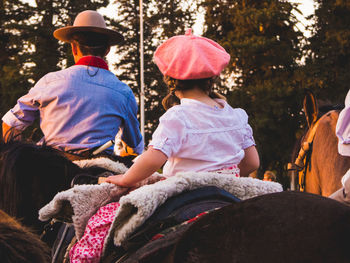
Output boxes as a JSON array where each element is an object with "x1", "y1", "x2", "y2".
[{"x1": 75, "y1": 56, "x2": 109, "y2": 71}]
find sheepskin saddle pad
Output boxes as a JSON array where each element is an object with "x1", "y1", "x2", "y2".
[{"x1": 39, "y1": 168, "x2": 282, "y2": 250}]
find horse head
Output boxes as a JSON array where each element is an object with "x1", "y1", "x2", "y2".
[{"x1": 288, "y1": 91, "x2": 350, "y2": 196}]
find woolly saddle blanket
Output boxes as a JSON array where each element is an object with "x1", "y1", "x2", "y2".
[{"x1": 39, "y1": 158, "x2": 283, "y2": 250}]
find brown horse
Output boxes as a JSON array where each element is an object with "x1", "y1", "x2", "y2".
[
  {"x1": 289, "y1": 92, "x2": 350, "y2": 196},
  {"x1": 0, "y1": 209, "x2": 50, "y2": 263}
]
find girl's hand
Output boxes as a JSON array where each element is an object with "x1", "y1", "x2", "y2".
[
  {"x1": 104, "y1": 174, "x2": 130, "y2": 187},
  {"x1": 99, "y1": 148, "x2": 167, "y2": 187}
]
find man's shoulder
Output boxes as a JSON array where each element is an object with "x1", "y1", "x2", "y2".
[
  {"x1": 39, "y1": 66, "x2": 80, "y2": 84},
  {"x1": 37, "y1": 66, "x2": 134, "y2": 97},
  {"x1": 103, "y1": 75, "x2": 135, "y2": 99}
]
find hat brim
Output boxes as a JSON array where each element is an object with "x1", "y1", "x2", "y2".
[{"x1": 53, "y1": 26, "x2": 124, "y2": 46}]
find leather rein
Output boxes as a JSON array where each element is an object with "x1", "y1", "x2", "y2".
[{"x1": 287, "y1": 120, "x2": 319, "y2": 191}]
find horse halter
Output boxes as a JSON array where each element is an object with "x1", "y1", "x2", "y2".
[
  {"x1": 287, "y1": 120, "x2": 319, "y2": 191},
  {"x1": 288, "y1": 90, "x2": 319, "y2": 191}
]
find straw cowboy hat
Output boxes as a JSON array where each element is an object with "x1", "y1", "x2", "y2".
[{"x1": 53, "y1": 10, "x2": 124, "y2": 46}]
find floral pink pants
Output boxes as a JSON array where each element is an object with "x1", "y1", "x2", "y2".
[{"x1": 69, "y1": 202, "x2": 120, "y2": 263}]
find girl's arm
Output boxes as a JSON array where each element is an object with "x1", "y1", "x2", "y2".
[
  {"x1": 105, "y1": 147, "x2": 168, "y2": 187},
  {"x1": 238, "y1": 145, "x2": 260, "y2": 177}
]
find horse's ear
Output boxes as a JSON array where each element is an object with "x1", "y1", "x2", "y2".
[{"x1": 303, "y1": 90, "x2": 318, "y2": 128}]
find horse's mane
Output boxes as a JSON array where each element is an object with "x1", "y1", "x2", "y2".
[{"x1": 0, "y1": 140, "x2": 82, "y2": 231}]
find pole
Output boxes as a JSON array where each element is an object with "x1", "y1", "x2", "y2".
[{"x1": 139, "y1": 0, "x2": 145, "y2": 139}]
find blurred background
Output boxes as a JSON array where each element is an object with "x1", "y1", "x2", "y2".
[{"x1": 1, "y1": 0, "x2": 349, "y2": 187}]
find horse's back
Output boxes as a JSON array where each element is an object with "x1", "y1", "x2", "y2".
[
  {"x1": 171, "y1": 191, "x2": 350, "y2": 263},
  {"x1": 120, "y1": 191, "x2": 350, "y2": 263}
]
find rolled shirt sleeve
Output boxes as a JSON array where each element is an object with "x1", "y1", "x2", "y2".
[
  {"x1": 2, "y1": 85, "x2": 42, "y2": 130},
  {"x1": 336, "y1": 90, "x2": 350, "y2": 156},
  {"x1": 149, "y1": 109, "x2": 186, "y2": 158}
]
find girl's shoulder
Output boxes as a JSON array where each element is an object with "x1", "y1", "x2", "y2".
[
  {"x1": 159, "y1": 105, "x2": 186, "y2": 122},
  {"x1": 223, "y1": 103, "x2": 249, "y2": 121}
]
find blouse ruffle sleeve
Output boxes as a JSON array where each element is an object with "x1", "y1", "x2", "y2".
[
  {"x1": 236, "y1": 108, "x2": 256, "y2": 149},
  {"x1": 149, "y1": 108, "x2": 187, "y2": 158}
]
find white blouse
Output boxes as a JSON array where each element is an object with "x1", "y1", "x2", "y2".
[{"x1": 149, "y1": 98, "x2": 255, "y2": 177}]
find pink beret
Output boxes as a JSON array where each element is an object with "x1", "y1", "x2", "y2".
[{"x1": 153, "y1": 29, "x2": 230, "y2": 80}]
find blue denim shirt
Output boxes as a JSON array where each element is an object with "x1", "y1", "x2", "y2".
[{"x1": 2, "y1": 64, "x2": 144, "y2": 154}]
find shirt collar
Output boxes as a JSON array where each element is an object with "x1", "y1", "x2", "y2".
[
  {"x1": 180, "y1": 98, "x2": 226, "y2": 110},
  {"x1": 75, "y1": 56, "x2": 109, "y2": 71}
]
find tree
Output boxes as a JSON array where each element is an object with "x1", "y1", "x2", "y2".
[
  {"x1": 111, "y1": 0, "x2": 195, "y2": 142},
  {"x1": 0, "y1": 0, "x2": 34, "y2": 117},
  {"x1": 202, "y1": 0, "x2": 305, "y2": 184},
  {"x1": 304, "y1": 0, "x2": 350, "y2": 103}
]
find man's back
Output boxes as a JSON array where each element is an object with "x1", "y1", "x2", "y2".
[{"x1": 2, "y1": 11, "x2": 144, "y2": 156}]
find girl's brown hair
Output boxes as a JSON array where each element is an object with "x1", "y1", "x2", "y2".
[{"x1": 162, "y1": 76, "x2": 225, "y2": 110}]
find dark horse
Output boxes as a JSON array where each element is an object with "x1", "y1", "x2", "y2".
[
  {"x1": 0, "y1": 209, "x2": 50, "y2": 263},
  {"x1": 289, "y1": 92, "x2": 350, "y2": 196},
  {"x1": 0, "y1": 140, "x2": 114, "y2": 235},
  {"x1": 118, "y1": 191, "x2": 350, "y2": 263}
]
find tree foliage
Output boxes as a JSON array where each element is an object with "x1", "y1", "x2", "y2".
[
  {"x1": 304, "y1": 0, "x2": 350, "y2": 103},
  {"x1": 0, "y1": 0, "x2": 34, "y2": 116},
  {"x1": 202, "y1": 0, "x2": 305, "y2": 183}
]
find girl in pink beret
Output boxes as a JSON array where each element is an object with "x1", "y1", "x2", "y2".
[
  {"x1": 71, "y1": 30, "x2": 259, "y2": 262},
  {"x1": 106, "y1": 29, "x2": 259, "y2": 185}
]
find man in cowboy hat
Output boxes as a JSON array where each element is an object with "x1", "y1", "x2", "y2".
[{"x1": 2, "y1": 10, "x2": 144, "y2": 162}]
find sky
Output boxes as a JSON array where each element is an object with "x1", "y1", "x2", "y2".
[{"x1": 290, "y1": 0, "x2": 315, "y2": 37}]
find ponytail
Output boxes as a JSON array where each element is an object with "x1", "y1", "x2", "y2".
[
  {"x1": 162, "y1": 76, "x2": 180, "y2": 110},
  {"x1": 162, "y1": 93, "x2": 179, "y2": 111}
]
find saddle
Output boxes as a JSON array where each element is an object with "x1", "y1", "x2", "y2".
[
  {"x1": 52, "y1": 186, "x2": 241, "y2": 263},
  {"x1": 118, "y1": 186, "x2": 239, "y2": 250},
  {"x1": 40, "y1": 169, "x2": 282, "y2": 263}
]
